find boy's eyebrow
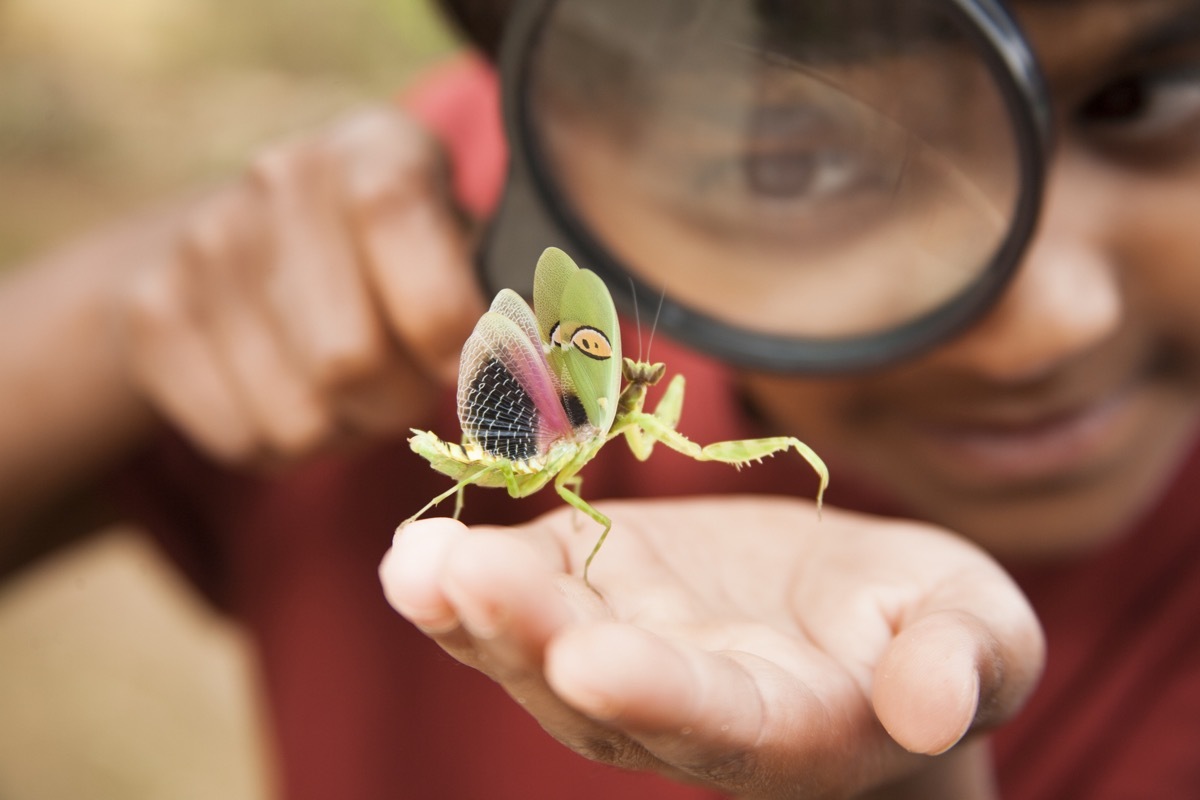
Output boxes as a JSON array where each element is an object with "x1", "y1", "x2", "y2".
[{"x1": 1126, "y1": 2, "x2": 1200, "y2": 57}]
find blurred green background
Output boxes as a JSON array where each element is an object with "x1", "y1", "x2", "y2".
[
  {"x1": 0, "y1": 0, "x2": 457, "y2": 797},
  {"x1": 0, "y1": 0, "x2": 456, "y2": 263}
]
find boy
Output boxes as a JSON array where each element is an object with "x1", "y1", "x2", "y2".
[{"x1": 5, "y1": 0, "x2": 1200, "y2": 797}]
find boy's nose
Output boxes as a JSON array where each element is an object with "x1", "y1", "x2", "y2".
[{"x1": 922, "y1": 152, "x2": 1123, "y2": 384}]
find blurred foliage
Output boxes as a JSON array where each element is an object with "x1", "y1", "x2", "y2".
[{"x1": 0, "y1": 0, "x2": 459, "y2": 263}]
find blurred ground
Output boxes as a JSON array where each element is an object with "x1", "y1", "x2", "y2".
[
  {"x1": 0, "y1": 530, "x2": 275, "y2": 799},
  {"x1": 0, "y1": 0, "x2": 456, "y2": 797}
]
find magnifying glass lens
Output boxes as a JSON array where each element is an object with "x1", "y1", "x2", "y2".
[{"x1": 525, "y1": 0, "x2": 1023, "y2": 340}]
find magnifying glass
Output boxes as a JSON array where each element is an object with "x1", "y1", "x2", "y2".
[{"x1": 480, "y1": 0, "x2": 1052, "y2": 373}]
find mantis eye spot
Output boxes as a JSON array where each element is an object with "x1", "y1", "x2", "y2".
[
  {"x1": 571, "y1": 326, "x2": 613, "y2": 360},
  {"x1": 549, "y1": 322, "x2": 566, "y2": 348}
]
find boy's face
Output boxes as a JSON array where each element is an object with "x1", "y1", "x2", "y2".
[{"x1": 738, "y1": 0, "x2": 1200, "y2": 557}]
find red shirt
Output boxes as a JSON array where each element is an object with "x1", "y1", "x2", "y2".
[{"x1": 123, "y1": 55, "x2": 1200, "y2": 799}]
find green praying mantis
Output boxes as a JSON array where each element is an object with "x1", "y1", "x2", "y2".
[{"x1": 404, "y1": 247, "x2": 828, "y2": 585}]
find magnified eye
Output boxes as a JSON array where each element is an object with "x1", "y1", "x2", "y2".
[
  {"x1": 742, "y1": 146, "x2": 862, "y2": 200},
  {"x1": 734, "y1": 101, "x2": 866, "y2": 201},
  {"x1": 682, "y1": 103, "x2": 879, "y2": 210},
  {"x1": 677, "y1": 117, "x2": 891, "y2": 244}
]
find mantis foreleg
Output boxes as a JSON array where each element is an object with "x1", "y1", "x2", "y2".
[
  {"x1": 622, "y1": 374, "x2": 686, "y2": 460},
  {"x1": 652, "y1": 373, "x2": 686, "y2": 427},
  {"x1": 623, "y1": 412, "x2": 829, "y2": 508}
]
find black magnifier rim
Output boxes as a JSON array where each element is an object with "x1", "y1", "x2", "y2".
[{"x1": 496, "y1": 0, "x2": 1051, "y2": 373}]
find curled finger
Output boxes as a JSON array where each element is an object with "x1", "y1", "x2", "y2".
[
  {"x1": 122, "y1": 257, "x2": 259, "y2": 462},
  {"x1": 334, "y1": 108, "x2": 485, "y2": 383},
  {"x1": 250, "y1": 140, "x2": 389, "y2": 392},
  {"x1": 181, "y1": 187, "x2": 333, "y2": 457}
]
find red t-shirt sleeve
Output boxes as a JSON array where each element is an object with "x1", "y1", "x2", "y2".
[{"x1": 402, "y1": 53, "x2": 507, "y2": 219}]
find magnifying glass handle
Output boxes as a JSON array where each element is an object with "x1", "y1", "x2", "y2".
[{"x1": 477, "y1": 154, "x2": 570, "y2": 300}]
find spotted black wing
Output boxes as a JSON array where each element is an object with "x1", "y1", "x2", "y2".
[{"x1": 456, "y1": 300, "x2": 575, "y2": 460}]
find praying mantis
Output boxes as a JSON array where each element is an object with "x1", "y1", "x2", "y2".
[{"x1": 404, "y1": 247, "x2": 828, "y2": 584}]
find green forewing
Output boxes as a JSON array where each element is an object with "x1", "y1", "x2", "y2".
[
  {"x1": 533, "y1": 247, "x2": 574, "y2": 343},
  {"x1": 534, "y1": 247, "x2": 622, "y2": 433}
]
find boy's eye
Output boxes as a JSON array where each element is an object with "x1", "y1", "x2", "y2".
[
  {"x1": 1078, "y1": 69, "x2": 1200, "y2": 151},
  {"x1": 1081, "y1": 77, "x2": 1153, "y2": 121}
]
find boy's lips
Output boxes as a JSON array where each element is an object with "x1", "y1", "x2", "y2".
[{"x1": 899, "y1": 387, "x2": 1139, "y2": 488}]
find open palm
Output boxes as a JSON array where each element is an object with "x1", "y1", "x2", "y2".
[{"x1": 380, "y1": 497, "x2": 1043, "y2": 799}]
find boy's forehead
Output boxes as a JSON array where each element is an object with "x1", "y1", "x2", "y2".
[
  {"x1": 1012, "y1": 0, "x2": 1196, "y2": 32},
  {"x1": 1012, "y1": 0, "x2": 1200, "y2": 79}
]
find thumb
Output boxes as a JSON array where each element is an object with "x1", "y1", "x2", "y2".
[{"x1": 873, "y1": 605, "x2": 1045, "y2": 755}]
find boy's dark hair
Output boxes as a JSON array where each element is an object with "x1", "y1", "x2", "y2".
[
  {"x1": 436, "y1": 0, "x2": 515, "y2": 59},
  {"x1": 434, "y1": 0, "x2": 958, "y2": 63}
]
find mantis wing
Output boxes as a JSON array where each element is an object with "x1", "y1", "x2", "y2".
[
  {"x1": 457, "y1": 301, "x2": 575, "y2": 460},
  {"x1": 488, "y1": 287, "x2": 543, "y2": 353},
  {"x1": 533, "y1": 247, "x2": 623, "y2": 434}
]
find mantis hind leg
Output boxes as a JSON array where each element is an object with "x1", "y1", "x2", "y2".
[
  {"x1": 452, "y1": 483, "x2": 468, "y2": 519},
  {"x1": 560, "y1": 474, "x2": 587, "y2": 531},
  {"x1": 402, "y1": 466, "x2": 489, "y2": 528},
  {"x1": 553, "y1": 476, "x2": 611, "y2": 587}
]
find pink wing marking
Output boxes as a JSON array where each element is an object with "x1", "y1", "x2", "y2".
[{"x1": 457, "y1": 310, "x2": 574, "y2": 459}]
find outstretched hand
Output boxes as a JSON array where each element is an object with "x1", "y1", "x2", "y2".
[{"x1": 379, "y1": 497, "x2": 1043, "y2": 799}]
